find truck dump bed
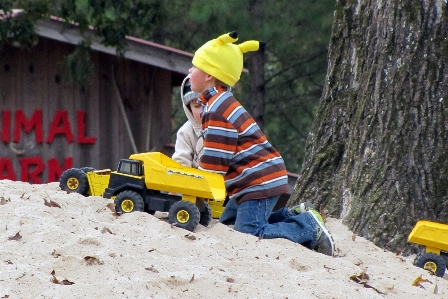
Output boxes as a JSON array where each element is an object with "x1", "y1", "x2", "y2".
[
  {"x1": 408, "y1": 220, "x2": 448, "y2": 252},
  {"x1": 129, "y1": 152, "x2": 226, "y2": 202}
]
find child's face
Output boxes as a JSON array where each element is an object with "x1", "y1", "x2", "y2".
[
  {"x1": 189, "y1": 100, "x2": 202, "y2": 123},
  {"x1": 189, "y1": 66, "x2": 210, "y2": 93}
]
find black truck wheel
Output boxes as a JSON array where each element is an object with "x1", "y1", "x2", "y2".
[
  {"x1": 81, "y1": 167, "x2": 96, "y2": 173},
  {"x1": 414, "y1": 252, "x2": 446, "y2": 277},
  {"x1": 114, "y1": 190, "x2": 145, "y2": 213},
  {"x1": 59, "y1": 168, "x2": 88, "y2": 195},
  {"x1": 168, "y1": 201, "x2": 200, "y2": 231},
  {"x1": 198, "y1": 201, "x2": 212, "y2": 227}
]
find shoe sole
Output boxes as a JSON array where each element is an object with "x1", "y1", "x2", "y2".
[{"x1": 308, "y1": 211, "x2": 335, "y2": 256}]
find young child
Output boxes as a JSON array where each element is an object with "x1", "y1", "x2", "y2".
[
  {"x1": 172, "y1": 75, "x2": 204, "y2": 168},
  {"x1": 188, "y1": 31, "x2": 335, "y2": 256}
]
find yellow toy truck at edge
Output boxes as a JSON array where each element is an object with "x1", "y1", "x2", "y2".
[
  {"x1": 408, "y1": 220, "x2": 448, "y2": 277},
  {"x1": 59, "y1": 152, "x2": 226, "y2": 231}
]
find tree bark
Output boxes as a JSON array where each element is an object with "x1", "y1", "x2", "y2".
[{"x1": 290, "y1": 0, "x2": 448, "y2": 253}]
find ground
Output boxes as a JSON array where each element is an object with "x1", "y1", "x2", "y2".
[{"x1": 0, "y1": 180, "x2": 447, "y2": 299}]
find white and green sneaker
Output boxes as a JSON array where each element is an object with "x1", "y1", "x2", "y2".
[
  {"x1": 307, "y1": 209, "x2": 335, "y2": 256},
  {"x1": 290, "y1": 201, "x2": 316, "y2": 215}
]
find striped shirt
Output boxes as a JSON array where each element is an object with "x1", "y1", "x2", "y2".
[{"x1": 199, "y1": 86, "x2": 289, "y2": 204}]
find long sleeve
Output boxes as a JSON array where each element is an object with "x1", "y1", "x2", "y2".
[
  {"x1": 199, "y1": 88, "x2": 289, "y2": 203},
  {"x1": 172, "y1": 122, "x2": 198, "y2": 168}
]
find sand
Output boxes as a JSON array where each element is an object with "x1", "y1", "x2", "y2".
[{"x1": 0, "y1": 180, "x2": 447, "y2": 299}]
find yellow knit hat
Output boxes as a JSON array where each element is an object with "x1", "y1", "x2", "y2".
[{"x1": 192, "y1": 31, "x2": 265, "y2": 87}]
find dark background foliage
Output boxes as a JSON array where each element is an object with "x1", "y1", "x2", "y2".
[{"x1": 1, "y1": 0, "x2": 335, "y2": 173}]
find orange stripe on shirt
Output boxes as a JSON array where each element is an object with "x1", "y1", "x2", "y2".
[
  {"x1": 222, "y1": 101, "x2": 240, "y2": 118},
  {"x1": 206, "y1": 119, "x2": 235, "y2": 129},
  {"x1": 232, "y1": 153, "x2": 282, "y2": 173},
  {"x1": 238, "y1": 136, "x2": 268, "y2": 150},
  {"x1": 251, "y1": 170, "x2": 288, "y2": 185},
  {"x1": 203, "y1": 141, "x2": 236, "y2": 152},
  {"x1": 237, "y1": 118, "x2": 258, "y2": 133},
  {"x1": 230, "y1": 170, "x2": 288, "y2": 194},
  {"x1": 200, "y1": 162, "x2": 228, "y2": 172}
]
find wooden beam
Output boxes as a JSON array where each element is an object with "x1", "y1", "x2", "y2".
[{"x1": 35, "y1": 18, "x2": 192, "y2": 75}]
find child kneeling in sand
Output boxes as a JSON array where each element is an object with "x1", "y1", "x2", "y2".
[{"x1": 188, "y1": 31, "x2": 335, "y2": 256}]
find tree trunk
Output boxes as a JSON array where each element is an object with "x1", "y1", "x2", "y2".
[
  {"x1": 290, "y1": 0, "x2": 448, "y2": 253},
  {"x1": 246, "y1": 0, "x2": 266, "y2": 129},
  {"x1": 247, "y1": 49, "x2": 266, "y2": 129}
]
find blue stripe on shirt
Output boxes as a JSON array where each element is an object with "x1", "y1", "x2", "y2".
[
  {"x1": 232, "y1": 141, "x2": 270, "y2": 162},
  {"x1": 206, "y1": 127, "x2": 237, "y2": 139},
  {"x1": 207, "y1": 92, "x2": 233, "y2": 112},
  {"x1": 202, "y1": 147, "x2": 234, "y2": 160},
  {"x1": 226, "y1": 157, "x2": 286, "y2": 185},
  {"x1": 228, "y1": 176, "x2": 289, "y2": 199}
]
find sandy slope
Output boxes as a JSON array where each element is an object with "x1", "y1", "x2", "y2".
[{"x1": 0, "y1": 180, "x2": 446, "y2": 299}]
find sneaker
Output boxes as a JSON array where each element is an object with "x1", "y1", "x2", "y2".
[
  {"x1": 290, "y1": 201, "x2": 316, "y2": 215},
  {"x1": 307, "y1": 209, "x2": 335, "y2": 256}
]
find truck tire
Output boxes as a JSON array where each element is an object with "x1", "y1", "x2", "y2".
[
  {"x1": 414, "y1": 252, "x2": 446, "y2": 277},
  {"x1": 114, "y1": 191, "x2": 145, "y2": 213},
  {"x1": 198, "y1": 201, "x2": 212, "y2": 227},
  {"x1": 81, "y1": 167, "x2": 96, "y2": 173},
  {"x1": 168, "y1": 201, "x2": 200, "y2": 231},
  {"x1": 59, "y1": 168, "x2": 88, "y2": 195}
]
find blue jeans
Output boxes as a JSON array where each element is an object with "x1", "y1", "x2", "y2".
[{"x1": 219, "y1": 195, "x2": 318, "y2": 249}]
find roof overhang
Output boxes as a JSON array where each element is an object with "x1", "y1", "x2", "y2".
[{"x1": 36, "y1": 17, "x2": 193, "y2": 75}]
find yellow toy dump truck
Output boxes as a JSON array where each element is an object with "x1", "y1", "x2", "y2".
[
  {"x1": 59, "y1": 152, "x2": 226, "y2": 231},
  {"x1": 408, "y1": 220, "x2": 448, "y2": 277}
]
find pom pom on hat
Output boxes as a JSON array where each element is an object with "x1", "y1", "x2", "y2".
[
  {"x1": 192, "y1": 31, "x2": 265, "y2": 86},
  {"x1": 181, "y1": 75, "x2": 201, "y2": 106}
]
